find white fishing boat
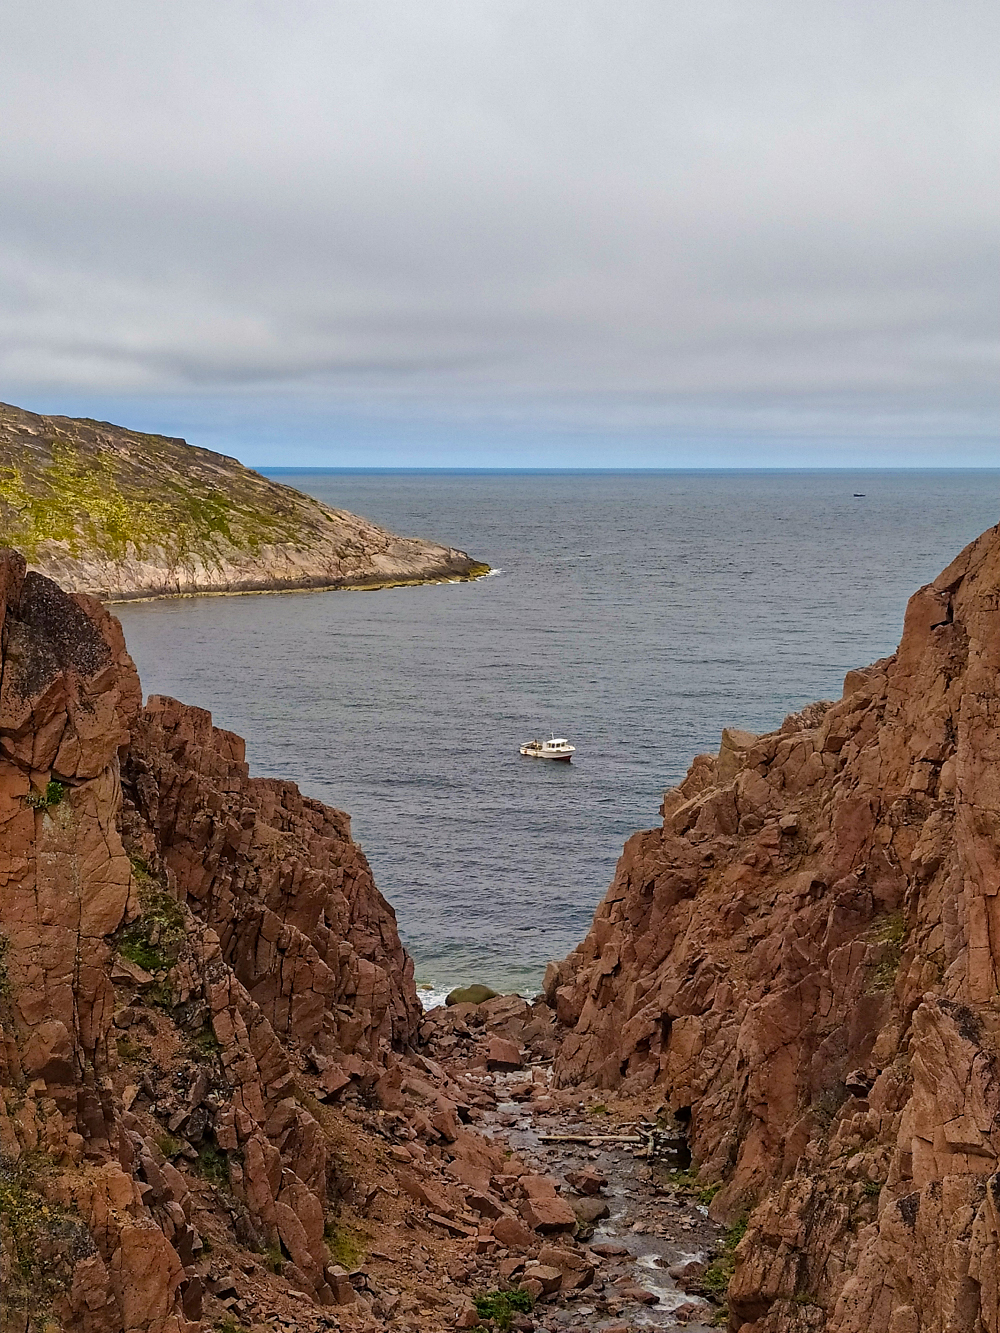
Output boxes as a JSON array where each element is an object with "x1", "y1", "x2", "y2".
[{"x1": 519, "y1": 736, "x2": 575, "y2": 762}]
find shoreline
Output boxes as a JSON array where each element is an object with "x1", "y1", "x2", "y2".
[{"x1": 100, "y1": 560, "x2": 493, "y2": 604}]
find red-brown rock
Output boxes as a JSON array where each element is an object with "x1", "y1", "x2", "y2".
[
  {"x1": 549, "y1": 522, "x2": 1000, "y2": 1333},
  {"x1": 486, "y1": 1036, "x2": 523, "y2": 1071},
  {"x1": 492, "y1": 1214, "x2": 536, "y2": 1250},
  {"x1": 520, "y1": 1193, "x2": 578, "y2": 1233}
]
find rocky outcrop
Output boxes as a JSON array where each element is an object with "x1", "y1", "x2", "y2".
[
  {"x1": 0, "y1": 402, "x2": 486, "y2": 600},
  {"x1": 548, "y1": 521, "x2": 1000, "y2": 1333},
  {"x1": 0, "y1": 547, "x2": 425, "y2": 1329},
  {"x1": 2, "y1": 542, "x2": 645, "y2": 1333}
]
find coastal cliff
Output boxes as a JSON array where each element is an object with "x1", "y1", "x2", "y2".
[
  {"x1": 0, "y1": 403, "x2": 486, "y2": 600},
  {"x1": 0, "y1": 548, "x2": 427, "y2": 1327},
  {"x1": 547, "y1": 521, "x2": 1000, "y2": 1332},
  {"x1": 0, "y1": 546, "x2": 634, "y2": 1333},
  {"x1": 7, "y1": 519, "x2": 1000, "y2": 1332}
]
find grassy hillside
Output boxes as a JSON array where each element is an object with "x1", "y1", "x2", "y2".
[{"x1": 0, "y1": 403, "x2": 485, "y2": 599}]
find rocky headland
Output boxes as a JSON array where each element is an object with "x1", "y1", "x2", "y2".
[
  {"x1": 0, "y1": 403, "x2": 487, "y2": 601},
  {"x1": 2, "y1": 518, "x2": 1000, "y2": 1333}
]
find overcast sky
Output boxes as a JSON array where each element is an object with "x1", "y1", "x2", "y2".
[{"x1": 1, "y1": 1, "x2": 996, "y2": 466}]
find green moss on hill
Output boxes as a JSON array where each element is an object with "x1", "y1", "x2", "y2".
[
  {"x1": 0, "y1": 433, "x2": 304, "y2": 563},
  {"x1": 0, "y1": 401, "x2": 485, "y2": 598}
]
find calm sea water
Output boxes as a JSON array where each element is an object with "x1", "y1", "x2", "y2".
[{"x1": 115, "y1": 470, "x2": 998, "y2": 1001}]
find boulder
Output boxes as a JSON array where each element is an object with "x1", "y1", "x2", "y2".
[
  {"x1": 565, "y1": 1167, "x2": 607, "y2": 1195},
  {"x1": 486, "y1": 1037, "x2": 523, "y2": 1071},
  {"x1": 522, "y1": 1263, "x2": 562, "y2": 1295},
  {"x1": 446, "y1": 984, "x2": 499, "y2": 1006},
  {"x1": 492, "y1": 1215, "x2": 535, "y2": 1250},
  {"x1": 571, "y1": 1196, "x2": 610, "y2": 1224},
  {"x1": 520, "y1": 1194, "x2": 578, "y2": 1233}
]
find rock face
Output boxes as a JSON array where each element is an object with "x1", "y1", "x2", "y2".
[
  {"x1": 0, "y1": 547, "x2": 422, "y2": 1329},
  {"x1": 0, "y1": 402, "x2": 486, "y2": 600},
  {"x1": 548, "y1": 521, "x2": 1000, "y2": 1333}
]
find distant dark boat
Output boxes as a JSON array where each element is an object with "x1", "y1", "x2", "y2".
[{"x1": 853, "y1": 493, "x2": 866, "y2": 497}]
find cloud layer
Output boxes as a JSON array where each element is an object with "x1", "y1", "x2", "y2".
[{"x1": 1, "y1": 1, "x2": 996, "y2": 463}]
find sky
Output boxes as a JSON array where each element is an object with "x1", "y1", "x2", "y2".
[{"x1": 0, "y1": 1, "x2": 997, "y2": 467}]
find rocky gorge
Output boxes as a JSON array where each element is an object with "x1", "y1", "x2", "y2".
[{"x1": 2, "y1": 517, "x2": 1000, "y2": 1333}]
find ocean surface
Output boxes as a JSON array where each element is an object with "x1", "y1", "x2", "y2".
[{"x1": 114, "y1": 470, "x2": 999, "y2": 1003}]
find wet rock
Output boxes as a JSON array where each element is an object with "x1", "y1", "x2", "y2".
[
  {"x1": 564, "y1": 1168, "x2": 606, "y2": 1195},
  {"x1": 570, "y1": 1196, "x2": 610, "y2": 1224},
  {"x1": 618, "y1": 1285, "x2": 658, "y2": 1305}
]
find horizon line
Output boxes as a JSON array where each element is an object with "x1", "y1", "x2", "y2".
[{"x1": 257, "y1": 464, "x2": 1000, "y2": 474}]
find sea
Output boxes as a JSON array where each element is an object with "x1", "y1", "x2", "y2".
[{"x1": 114, "y1": 469, "x2": 999, "y2": 1006}]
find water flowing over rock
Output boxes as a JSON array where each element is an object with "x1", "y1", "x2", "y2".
[{"x1": 548, "y1": 521, "x2": 1000, "y2": 1332}]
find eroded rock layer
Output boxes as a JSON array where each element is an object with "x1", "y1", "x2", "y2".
[{"x1": 549, "y1": 522, "x2": 1000, "y2": 1333}]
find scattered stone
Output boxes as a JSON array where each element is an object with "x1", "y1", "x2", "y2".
[{"x1": 523, "y1": 1263, "x2": 563, "y2": 1295}]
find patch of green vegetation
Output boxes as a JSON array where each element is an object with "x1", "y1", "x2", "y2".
[
  {"x1": 189, "y1": 1022, "x2": 222, "y2": 1056},
  {"x1": 873, "y1": 911, "x2": 907, "y2": 946},
  {"x1": 863, "y1": 1179, "x2": 883, "y2": 1197},
  {"x1": 147, "y1": 979, "x2": 175, "y2": 1010},
  {"x1": 324, "y1": 1218, "x2": 365, "y2": 1269},
  {"x1": 701, "y1": 1216, "x2": 748, "y2": 1302},
  {"x1": 193, "y1": 1143, "x2": 230, "y2": 1187},
  {"x1": 663, "y1": 1167, "x2": 721, "y2": 1206},
  {"x1": 23, "y1": 781, "x2": 67, "y2": 811},
  {"x1": 264, "y1": 1242, "x2": 284, "y2": 1274},
  {"x1": 0, "y1": 444, "x2": 151, "y2": 560},
  {"x1": 473, "y1": 1288, "x2": 534, "y2": 1332},
  {"x1": 869, "y1": 911, "x2": 907, "y2": 992},
  {"x1": 115, "y1": 877, "x2": 186, "y2": 976},
  {"x1": 0, "y1": 1155, "x2": 93, "y2": 1319},
  {"x1": 588, "y1": 1102, "x2": 609, "y2": 1116},
  {"x1": 0, "y1": 933, "x2": 9, "y2": 998},
  {"x1": 154, "y1": 1133, "x2": 181, "y2": 1160},
  {"x1": 216, "y1": 1318, "x2": 249, "y2": 1333},
  {"x1": 0, "y1": 436, "x2": 305, "y2": 564},
  {"x1": 116, "y1": 1035, "x2": 148, "y2": 1064}
]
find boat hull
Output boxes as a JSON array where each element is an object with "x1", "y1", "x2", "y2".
[{"x1": 519, "y1": 747, "x2": 574, "y2": 761}]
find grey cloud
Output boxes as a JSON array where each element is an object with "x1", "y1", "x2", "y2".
[{"x1": 0, "y1": 0, "x2": 996, "y2": 460}]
